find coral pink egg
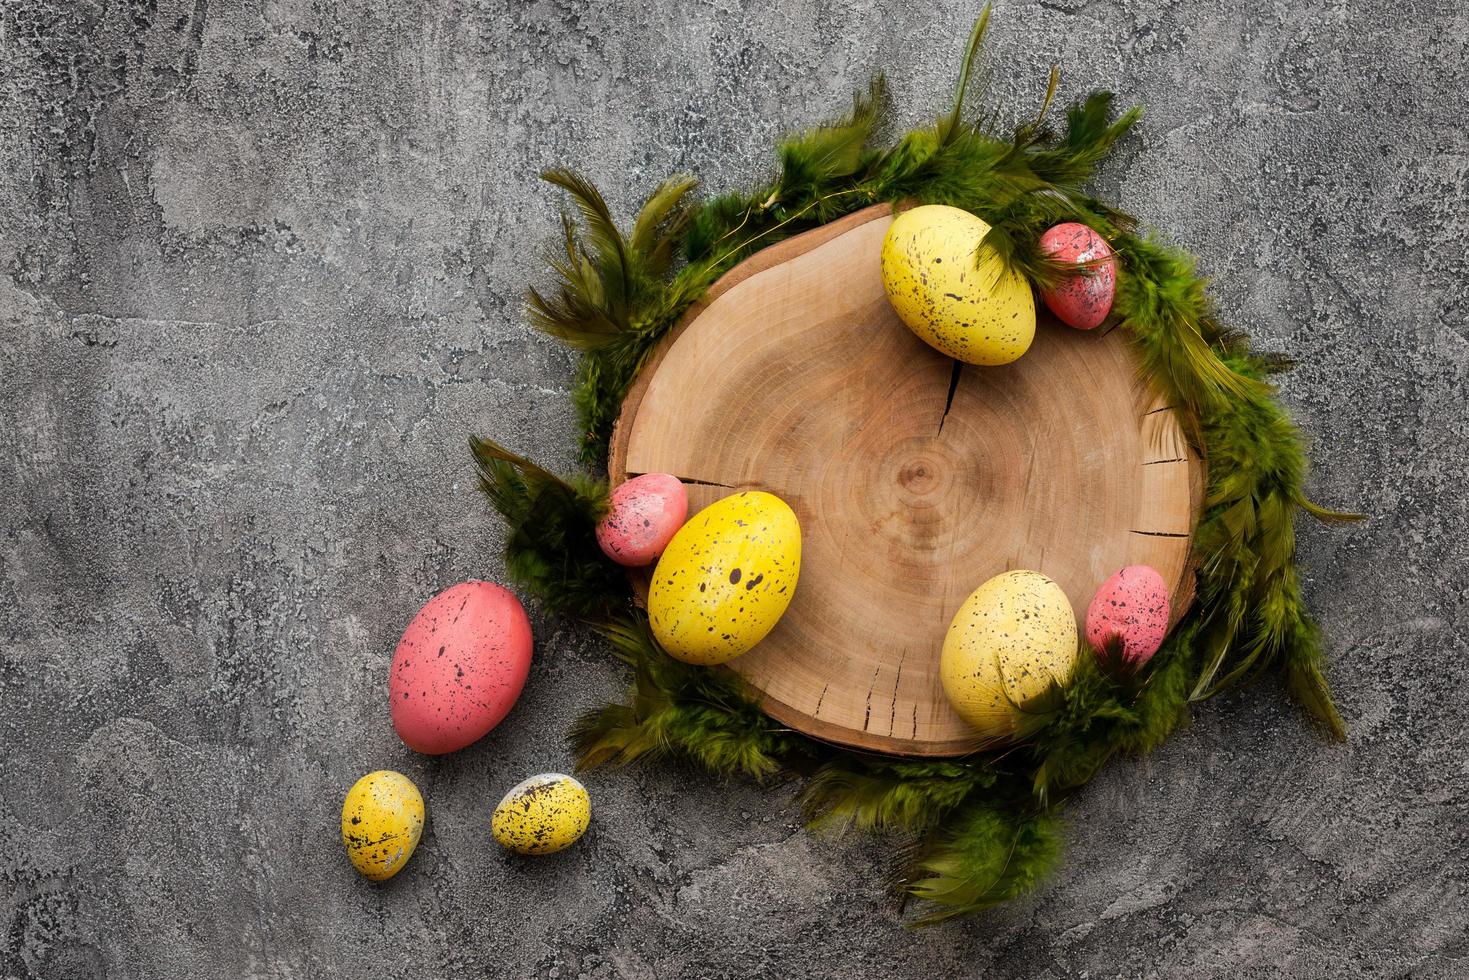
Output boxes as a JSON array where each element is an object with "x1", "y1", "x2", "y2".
[
  {"x1": 389, "y1": 581, "x2": 533, "y2": 754},
  {"x1": 596, "y1": 473, "x2": 689, "y2": 567},
  {"x1": 1038, "y1": 222, "x2": 1116, "y2": 330},
  {"x1": 1086, "y1": 565, "x2": 1170, "y2": 665}
]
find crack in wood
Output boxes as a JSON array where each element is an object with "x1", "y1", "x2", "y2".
[
  {"x1": 1144, "y1": 404, "x2": 1177, "y2": 416},
  {"x1": 1130, "y1": 528, "x2": 1191, "y2": 538},
  {"x1": 627, "y1": 471, "x2": 739, "y2": 490},
  {"x1": 937, "y1": 360, "x2": 964, "y2": 436},
  {"x1": 814, "y1": 683, "x2": 828, "y2": 718},
  {"x1": 678, "y1": 477, "x2": 739, "y2": 489},
  {"x1": 863, "y1": 665, "x2": 881, "y2": 731},
  {"x1": 1143, "y1": 456, "x2": 1188, "y2": 465},
  {"x1": 889, "y1": 652, "x2": 905, "y2": 737}
]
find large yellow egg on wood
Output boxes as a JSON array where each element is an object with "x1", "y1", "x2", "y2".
[
  {"x1": 492, "y1": 773, "x2": 591, "y2": 855},
  {"x1": 940, "y1": 570, "x2": 1078, "y2": 739},
  {"x1": 881, "y1": 204, "x2": 1037, "y2": 366},
  {"x1": 341, "y1": 770, "x2": 425, "y2": 881},
  {"x1": 648, "y1": 491, "x2": 801, "y2": 665}
]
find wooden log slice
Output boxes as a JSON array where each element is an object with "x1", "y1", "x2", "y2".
[{"x1": 609, "y1": 204, "x2": 1203, "y2": 756}]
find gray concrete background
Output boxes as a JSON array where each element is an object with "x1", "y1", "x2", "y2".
[{"x1": 2, "y1": 1, "x2": 1465, "y2": 977}]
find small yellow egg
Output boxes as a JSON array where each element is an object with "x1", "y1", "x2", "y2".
[
  {"x1": 881, "y1": 204, "x2": 1037, "y2": 366},
  {"x1": 940, "y1": 570, "x2": 1078, "y2": 738},
  {"x1": 492, "y1": 773, "x2": 591, "y2": 855},
  {"x1": 340, "y1": 770, "x2": 425, "y2": 881},
  {"x1": 648, "y1": 491, "x2": 801, "y2": 665}
]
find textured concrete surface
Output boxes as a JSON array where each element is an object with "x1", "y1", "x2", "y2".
[{"x1": 2, "y1": 1, "x2": 1466, "y2": 977}]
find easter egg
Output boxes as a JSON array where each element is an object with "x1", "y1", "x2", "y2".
[
  {"x1": 880, "y1": 204, "x2": 1037, "y2": 366},
  {"x1": 1085, "y1": 565, "x2": 1170, "y2": 665},
  {"x1": 341, "y1": 770, "x2": 425, "y2": 880},
  {"x1": 596, "y1": 473, "x2": 689, "y2": 567},
  {"x1": 648, "y1": 491, "x2": 801, "y2": 665},
  {"x1": 940, "y1": 570, "x2": 1078, "y2": 738},
  {"x1": 492, "y1": 773, "x2": 591, "y2": 855},
  {"x1": 389, "y1": 581, "x2": 533, "y2": 755},
  {"x1": 1037, "y1": 222, "x2": 1116, "y2": 330}
]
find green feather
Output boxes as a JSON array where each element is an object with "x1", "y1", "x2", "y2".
[
  {"x1": 630, "y1": 174, "x2": 698, "y2": 277},
  {"x1": 903, "y1": 803, "x2": 1066, "y2": 924},
  {"x1": 469, "y1": 437, "x2": 623, "y2": 618},
  {"x1": 800, "y1": 758, "x2": 998, "y2": 834},
  {"x1": 940, "y1": 4, "x2": 993, "y2": 148},
  {"x1": 570, "y1": 613, "x2": 806, "y2": 781}
]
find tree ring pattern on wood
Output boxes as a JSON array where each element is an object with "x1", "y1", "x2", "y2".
[{"x1": 610, "y1": 205, "x2": 1203, "y2": 757}]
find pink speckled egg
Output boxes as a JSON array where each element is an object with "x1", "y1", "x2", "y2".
[
  {"x1": 389, "y1": 581, "x2": 532, "y2": 754},
  {"x1": 1086, "y1": 565, "x2": 1171, "y2": 665},
  {"x1": 595, "y1": 473, "x2": 688, "y2": 567},
  {"x1": 1038, "y1": 223, "x2": 1116, "y2": 330}
]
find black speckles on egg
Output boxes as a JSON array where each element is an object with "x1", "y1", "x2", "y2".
[
  {"x1": 881, "y1": 205, "x2": 1036, "y2": 366},
  {"x1": 389, "y1": 582, "x2": 534, "y2": 755},
  {"x1": 940, "y1": 570, "x2": 1078, "y2": 737},
  {"x1": 647, "y1": 491, "x2": 801, "y2": 665},
  {"x1": 492, "y1": 774, "x2": 591, "y2": 856},
  {"x1": 341, "y1": 771, "x2": 425, "y2": 880}
]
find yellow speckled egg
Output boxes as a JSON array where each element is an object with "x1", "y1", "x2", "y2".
[
  {"x1": 648, "y1": 491, "x2": 801, "y2": 665},
  {"x1": 880, "y1": 204, "x2": 1037, "y2": 366},
  {"x1": 340, "y1": 770, "x2": 425, "y2": 881},
  {"x1": 940, "y1": 570, "x2": 1078, "y2": 738},
  {"x1": 492, "y1": 773, "x2": 591, "y2": 855}
]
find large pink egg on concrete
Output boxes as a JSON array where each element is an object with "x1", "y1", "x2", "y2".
[
  {"x1": 389, "y1": 581, "x2": 533, "y2": 754},
  {"x1": 1086, "y1": 565, "x2": 1170, "y2": 665},
  {"x1": 596, "y1": 473, "x2": 688, "y2": 567},
  {"x1": 1038, "y1": 222, "x2": 1116, "y2": 330}
]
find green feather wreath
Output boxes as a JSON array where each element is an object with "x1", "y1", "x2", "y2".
[{"x1": 470, "y1": 6, "x2": 1359, "y2": 921}]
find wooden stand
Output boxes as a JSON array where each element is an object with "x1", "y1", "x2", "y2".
[{"x1": 610, "y1": 205, "x2": 1203, "y2": 756}]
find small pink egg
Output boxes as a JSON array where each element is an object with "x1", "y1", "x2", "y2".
[
  {"x1": 1086, "y1": 565, "x2": 1170, "y2": 665},
  {"x1": 1038, "y1": 223, "x2": 1116, "y2": 330},
  {"x1": 389, "y1": 581, "x2": 532, "y2": 754},
  {"x1": 596, "y1": 473, "x2": 688, "y2": 567}
]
